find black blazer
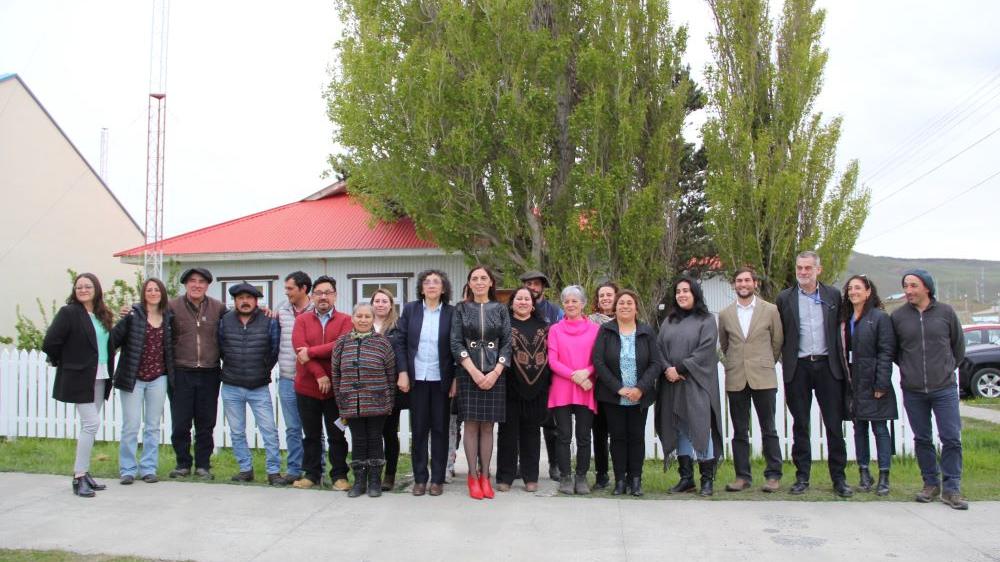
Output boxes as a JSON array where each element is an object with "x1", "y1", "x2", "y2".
[
  {"x1": 775, "y1": 282, "x2": 844, "y2": 382},
  {"x1": 591, "y1": 320, "x2": 662, "y2": 408},
  {"x1": 393, "y1": 300, "x2": 456, "y2": 391},
  {"x1": 41, "y1": 303, "x2": 116, "y2": 403}
]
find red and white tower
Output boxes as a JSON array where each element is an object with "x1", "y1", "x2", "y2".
[{"x1": 144, "y1": 0, "x2": 169, "y2": 280}]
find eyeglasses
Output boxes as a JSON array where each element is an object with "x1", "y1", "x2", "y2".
[
  {"x1": 313, "y1": 290, "x2": 335, "y2": 297},
  {"x1": 422, "y1": 279, "x2": 442, "y2": 286}
]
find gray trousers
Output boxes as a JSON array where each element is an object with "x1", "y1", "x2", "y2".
[{"x1": 74, "y1": 380, "x2": 106, "y2": 475}]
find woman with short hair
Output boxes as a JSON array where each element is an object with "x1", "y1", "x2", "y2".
[
  {"x1": 657, "y1": 276, "x2": 723, "y2": 497},
  {"x1": 547, "y1": 285, "x2": 600, "y2": 495},
  {"x1": 111, "y1": 277, "x2": 174, "y2": 485},
  {"x1": 42, "y1": 273, "x2": 117, "y2": 497},
  {"x1": 331, "y1": 303, "x2": 397, "y2": 498}
]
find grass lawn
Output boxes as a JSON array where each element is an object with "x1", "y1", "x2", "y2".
[
  {"x1": 2, "y1": 418, "x2": 997, "y2": 501},
  {"x1": 0, "y1": 549, "x2": 186, "y2": 562},
  {"x1": 965, "y1": 397, "x2": 1000, "y2": 410}
]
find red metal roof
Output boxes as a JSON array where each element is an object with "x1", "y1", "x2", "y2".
[{"x1": 115, "y1": 187, "x2": 436, "y2": 257}]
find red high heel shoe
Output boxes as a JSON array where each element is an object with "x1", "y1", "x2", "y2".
[
  {"x1": 467, "y1": 474, "x2": 484, "y2": 500},
  {"x1": 479, "y1": 473, "x2": 495, "y2": 499}
]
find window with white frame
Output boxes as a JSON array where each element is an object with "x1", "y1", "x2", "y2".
[
  {"x1": 218, "y1": 277, "x2": 277, "y2": 310},
  {"x1": 350, "y1": 275, "x2": 409, "y2": 314}
]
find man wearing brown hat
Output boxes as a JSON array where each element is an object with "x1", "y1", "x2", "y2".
[{"x1": 168, "y1": 268, "x2": 227, "y2": 480}]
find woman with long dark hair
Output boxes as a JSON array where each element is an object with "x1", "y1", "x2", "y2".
[
  {"x1": 111, "y1": 278, "x2": 174, "y2": 485},
  {"x1": 496, "y1": 287, "x2": 551, "y2": 492},
  {"x1": 371, "y1": 288, "x2": 407, "y2": 492},
  {"x1": 42, "y1": 273, "x2": 116, "y2": 497},
  {"x1": 657, "y1": 276, "x2": 723, "y2": 497},
  {"x1": 592, "y1": 289, "x2": 662, "y2": 496},
  {"x1": 451, "y1": 265, "x2": 511, "y2": 500},
  {"x1": 838, "y1": 275, "x2": 897, "y2": 495}
]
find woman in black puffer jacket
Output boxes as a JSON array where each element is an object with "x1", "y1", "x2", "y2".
[
  {"x1": 838, "y1": 275, "x2": 897, "y2": 496},
  {"x1": 111, "y1": 278, "x2": 175, "y2": 485}
]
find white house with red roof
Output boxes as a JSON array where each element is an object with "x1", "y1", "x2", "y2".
[{"x1": 115, "y1": 180, "x2": 467, "y2": 311}]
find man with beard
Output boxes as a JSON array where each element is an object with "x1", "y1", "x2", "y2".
[
  {"x1": 776, "y1": 251, "x2": 853, "y2": 498},
  {"x1": 218, "y1": 283, "x2": 283, "y2": 485},
  {"x1": 718, "y1": 268, "x2": 783, "y2": 492}
]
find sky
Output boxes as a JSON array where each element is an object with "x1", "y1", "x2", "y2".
[{"x1": 1, "y1": 0, "x2": 998, "y2": 261}]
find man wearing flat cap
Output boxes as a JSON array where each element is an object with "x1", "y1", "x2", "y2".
[
  {"x1": 167, "y1": 268, "x2": 227, "y2": 480},
  {"x1": 218, "y1": 282, "x2": 284, "y2": 485},
  {"x1": 891, "y1": 268, "x2": 967, "y2": 510}
]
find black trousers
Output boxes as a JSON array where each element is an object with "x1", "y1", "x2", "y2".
[
  {"x1": 348, "y1": 415, "x2": 387, "y2": 463},
  {"x1": 785, "y1": 359, "x2": 848, "y2": 483},
  {"x1": 552, "y1": 405, "x2": 594, "y2": 477},
  {"x1": 592, "y1": 403, "x2": 610, "y2": 478},
  {"x1": 296, "y1": 392, "x2": 349, "y2": 482},
  {"x1": 542, "y1": 414, "x2": 559, "y2": 469},
  {"x1": 603, "y1": 403, "x2": 647, "y2": 480},
  {"x1": 169, "y1": 368, "x2": 221, "y2": 470},
  {"x1": 727, "y1": 385, "x2": 782, "y2": 481},
  {"x1": 409, "y1": 381, "x2": 451, "y2": 484},
  {"x1": 382, "y1": 406, "x2": 402, "y2": 477},
  {"x1": 497, "y1": 395, "x2": 545, "y2": 484}
]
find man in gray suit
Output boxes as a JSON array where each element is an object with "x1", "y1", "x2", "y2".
[{"x1": 719, "y1": 267, "x2": 783, "y2": 492}]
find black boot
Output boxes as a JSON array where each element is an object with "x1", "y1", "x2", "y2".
[
  {"x1": 546, "y1": 436, "x2": 561, "y2": 481},
  {"x1": 630, "y1": 476, "x2": 643, "y2": 497},
  {"x1": 698, "y1": 459, "x2": 716, "y2": 497},
  {"x1": 858, "y1": 466, "x2": 874, "y2": 492},
  {"x1": 368, "y1": 459, "x2": 385, "y2": 498},
  {"x1": 348, "y1": 461, "x2": 368, "y2": 498},
  {"x1": 668, "y1": 456, "x2": 696, "y2": 494},
  {"x1": 72, "y1": 475, "x2": 95, "y2": 498},
  {"x1": 83, "y1": 472, "x2": 106, "y2": 491},
  {"x1": 876, "y1": 470, "x2": 890, "y2": 496},
  {"x1": 612, "y1": 479, "x2": 628, "y2": 496}
]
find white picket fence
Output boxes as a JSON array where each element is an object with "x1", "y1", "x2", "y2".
[{"x1": 1, "y1": 347, "x2": 933, "y2": 461}]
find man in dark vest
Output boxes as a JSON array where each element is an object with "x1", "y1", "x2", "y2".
[{"x1": 218, "y1": 282, "x2": 283, "y2": 485}]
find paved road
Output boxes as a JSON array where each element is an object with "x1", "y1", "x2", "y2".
[
  {"x1": 0, "y1": 473, "x2": 996, "y2": 562},
  {"x1": 960, "y1": 403, "x2": 1000, "y2": 424}
]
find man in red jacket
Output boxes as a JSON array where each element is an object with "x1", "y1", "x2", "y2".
[{"x1": 291, "y1": 275, "x2": 353, "y2": 490}]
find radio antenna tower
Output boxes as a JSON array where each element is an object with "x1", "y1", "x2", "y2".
[
  {"x1": 144, "y1": 0, "x2": 170, "y2": 280},
  {"x1": 99, "y1": 128, "x2": 109, "y2": 182}
]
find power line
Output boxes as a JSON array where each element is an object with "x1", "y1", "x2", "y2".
[
  {"x1": 860, "y1": 168, "x2": 1000, "y2": 243},
  {"x1": 871, "y1": 122, "x2": 1000, "y2": 206}
]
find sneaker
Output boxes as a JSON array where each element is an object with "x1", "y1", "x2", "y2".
[
  {"x1": 292, "y1": 478, "x2": 316, "y2": 489},
  {"x1": 916, "y1": 485, "x2": 940, "y2": 503},
  {"x1": 940, "y1": 491, "x2": 969, "y2": 510},
  {"x1": 141, "y1": 474, "x2": 159, "y2": 483},
  {"x1": 120, "y1": 475, "x2": 135, "y2": 485},
  {"x1": 194, "y1": 468, "x2": 215, "y2": 481},
  {"x1": 332, "y1": 478, "x2": 351, "y2": 491},
  {"x1": 231, "y1": 470, "x2": 255, "y2": 483},
  {"x1": 267, "y1": 473, "x2": 287, "y2": 487},
  {"x1": 169, "y1": 467, "x2": 191, "y2": 479}
]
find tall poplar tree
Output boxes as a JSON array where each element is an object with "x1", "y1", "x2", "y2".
[
  {"x1": 702, "y1": 0, "x2": 869, "y2": 298},
  {"x1": 328, "y1": 0, "x2": 692, "y2": 321}
]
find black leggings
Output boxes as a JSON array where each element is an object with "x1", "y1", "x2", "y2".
[
  {"x1": 348, "y1": 416, "x2": 387, "y2": 463},
  {"x1": 382, "y1": 407, "x2": 402, "y2": 476},
  {"x1": 552, "y1": 405, "x2": 594, "y2": 478}
]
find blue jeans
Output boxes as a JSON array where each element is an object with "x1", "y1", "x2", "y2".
[
  {"x1": 277, "y1": 377, "x2": 303, "y2": 476},
  {"x1": 119, "y1": 376, "x2": 168, "y2": 477},
  {"x1": 676, "y1": 421, "x2": 714, "y2": 461},
  {"x1": 902, "y1": 385, "x2": 963, "y2": 493},
  {"x1": 221, "y1": 384, "x2": 281, "y2": 474},
  {"x1": 854, "y1": 420, "x2": 892, "y2": 472}
]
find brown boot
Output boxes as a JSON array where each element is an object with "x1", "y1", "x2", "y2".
[
  {"x1": 725, "y1": 477, "x2": 751, "y2": 492},
  {"x1": 915, "y1": 485, "x2": 940, "y2": 503}
]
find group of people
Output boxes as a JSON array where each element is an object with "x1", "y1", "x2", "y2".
[{"x1": 40, "y1": 251, "x2": 968, "y2": 509}]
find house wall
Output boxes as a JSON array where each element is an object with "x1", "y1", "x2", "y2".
[
  {"x1": 168, "y1": 253, "x2": 469, "y2": 312},
  {"x1": 0, "y1": 76, "x2": 143, "y2": 341}
]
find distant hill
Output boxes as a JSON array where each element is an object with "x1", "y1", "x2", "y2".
[{"x1": 839, "y1": 252, "x2": 1000, "y2": 320}]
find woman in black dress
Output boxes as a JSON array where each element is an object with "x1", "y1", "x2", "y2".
[
  {"x1": 451, "y1": 265, "x2": 511, "y2": 500},
  {"x1": 496, "y1": 287, "x2": 550, "y2": 492}
]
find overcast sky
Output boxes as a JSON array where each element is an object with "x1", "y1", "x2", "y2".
[{"x1": 2, "y1": 0, "x2": 998, "y2": 261}]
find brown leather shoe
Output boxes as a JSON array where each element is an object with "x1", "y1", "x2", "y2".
[
  {"x1": 761, "y1": 478, "x2": 781, "y2": 493},
  {"x1": 940, "y1": 491, "x2": 969, "y2": 510},
  {"x1": 412, "y1": 483, "x2": 427, "y2": 496},
  {"x1": 332, "y1": 478, "x2": 351, "y2": 492},
  {"x1": 915, "y1": 485, "x2": 940, "y2": 503},
  {"x1": 495, "y1": 482, "x2": 511, "y2": 492},
  {"x1": 524, "y1": 482, "x2": 538, "y2": 492},
  {"x1": 429, "y1": 483, "x2": 444, "y2": 496},
  {"x1": 725, "y1": 478, "x2": 751, "y2": 492}
]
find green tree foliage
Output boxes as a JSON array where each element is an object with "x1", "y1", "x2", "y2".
[
  {"x1": 702, "y1": 0, "x2": 869, "y2": 298},
  {"x1": 328, "y1": 0, "x2": 693, "y2": 321}
]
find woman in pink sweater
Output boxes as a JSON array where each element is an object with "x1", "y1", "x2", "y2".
[{"x1": 547, "y1": 285, "x2": 599, "y2": 495}]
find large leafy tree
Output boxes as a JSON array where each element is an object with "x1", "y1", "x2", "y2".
[
  {"x1": 702, "y1": 0, "x2": 869, "y2": 299},
  {"x1": 328, "y1": 0, "x2": 692, "y2": 321}
]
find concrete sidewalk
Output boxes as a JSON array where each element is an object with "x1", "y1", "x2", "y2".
[
  {"x1": 0, "y1": 473, "x2": 996, "y2": 562},
  {"x1": 960, "y1": 403, "x2": 1000, "y2": 424}
]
